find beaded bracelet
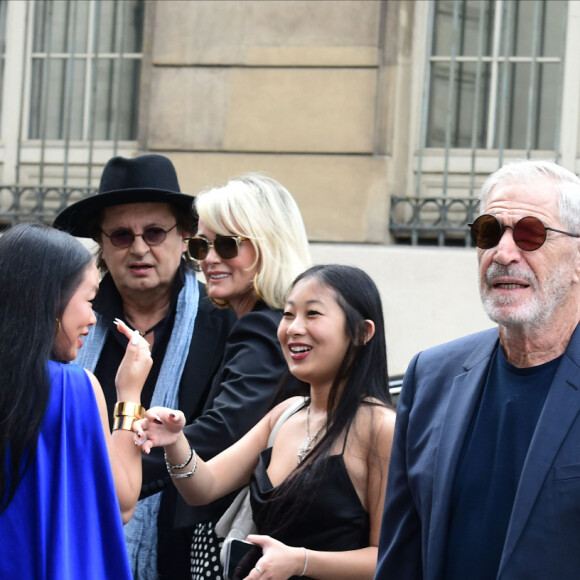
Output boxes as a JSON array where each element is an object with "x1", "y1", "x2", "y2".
[
  {"x1": 164, "y1": 443, "x2": 194, "y2": 471},
  {"x1": 168, "y1": 449, "x2": 198, "y2": 479}
]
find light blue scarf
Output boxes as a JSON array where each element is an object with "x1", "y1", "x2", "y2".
[{"x1": 75, "y1": 269, "x2": 200, "y2": 580}]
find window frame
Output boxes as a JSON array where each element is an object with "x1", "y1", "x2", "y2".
[
  {"x1": 0, "y1": 0, "x2": 143, "y2": 184},
  {"x1": 409, "y1": 0, "x2": 580, "y2": 194}
]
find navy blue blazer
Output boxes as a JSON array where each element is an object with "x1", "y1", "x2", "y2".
[{"x1": 375, "y1": 325, "x2": 580, "y2": 580}]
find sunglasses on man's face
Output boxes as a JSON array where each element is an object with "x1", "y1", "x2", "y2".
[
  {"x1": 100, "y1": 223, "x2": 178, "y2": 248},
  {"x1": 468, "y1": 214, "x2": 580, "y2": 251},
  {"x1": 186, "y1": 235, "x2": 249, "y2": 261}
]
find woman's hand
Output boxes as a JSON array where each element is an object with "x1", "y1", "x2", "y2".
[
  {"x1": 114, "y1": 319, "x2": 152, "y2": 401},
  {"x1": 133, "y1": 407, "x2": 186, "y2": 454},
  {"x1": 243, "y1": 535, "x2": 306, "y2": 580}
]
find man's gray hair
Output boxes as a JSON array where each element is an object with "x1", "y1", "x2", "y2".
[{"x1": 480, "y1": 159, "x2": 580, "y2": 232}]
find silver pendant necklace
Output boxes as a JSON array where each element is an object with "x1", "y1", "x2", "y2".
[{"x1": 297, "y1": 405, "x2": 325, "y2": 465}]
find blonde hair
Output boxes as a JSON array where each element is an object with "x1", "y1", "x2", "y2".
[{"x1": 194, "y1": 173, "x2": 311, "y2": 309}]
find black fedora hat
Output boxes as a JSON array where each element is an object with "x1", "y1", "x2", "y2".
[{"x1": 53, "y1": 154, "x2": 195, "y2": 238}]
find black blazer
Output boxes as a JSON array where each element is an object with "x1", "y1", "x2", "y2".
[
  {"x1": 90, "y1": 276, "x2": 235, "y2": 579},
  {"x1": 156, "y1": 301, "x2": 300, "y2": 579},
  {"x1": 140, "y1": 285, "x2": 235, "y2": 494}
]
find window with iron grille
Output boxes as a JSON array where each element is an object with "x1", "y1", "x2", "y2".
[
  {"x1": 390, "y1": 0, "x2": 572, "y2": 247},
  {"x1": 0, "y1": 1, "x2": 6, "y2": 137},
  {"x1": 29, "y1": 0, "x2": 143, "y2": 141},
  {"x1": 427, "y1": 0, "x2": 566, "y2": 151},
  {"x1": 0, "y1": 0, "x2": 144, "y2": 226}
]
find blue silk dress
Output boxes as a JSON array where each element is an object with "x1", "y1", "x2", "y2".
[{"x1": 0, "y1": 361, "x2": 132, "y2": 579}]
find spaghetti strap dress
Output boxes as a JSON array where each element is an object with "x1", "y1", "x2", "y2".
[
  {"x1": 249, "y1": 434, "x2": 370, "y2": 580},
  {"x1": 0, "y1": 361, "x2": 133, "y2": 579}
]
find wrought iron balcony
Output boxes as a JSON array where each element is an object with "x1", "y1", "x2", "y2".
[
  {"x1": 390, "y1": 195, "x2": 480, "y2": 247},
  {"x1": 0, "y1": 185, "x2": 97, "y2": 228}
]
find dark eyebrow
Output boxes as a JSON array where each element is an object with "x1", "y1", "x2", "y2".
[
  {"x1": 110, "y1": 221, "x2": 170, "y2": 231},
  {"x1": 285, "y1": 298, "x2": 325, "y2": 307}
]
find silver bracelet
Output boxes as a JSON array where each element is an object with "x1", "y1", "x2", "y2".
[
  {"x1": 164, "y1": 443, "x2": 193, "y2": 470},
  {"x1": 300, "y1": 547, "x2": 308, "y2": 576},
  {"x1": 168, "y1": 448, "x2": 198, "y2": 479}
]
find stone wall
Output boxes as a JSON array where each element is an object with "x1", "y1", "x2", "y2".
[
  {"x1": 139, "y1": 0, "x2": 415, "y2": 244},
  {"x1": 310, "y1": 243, "x2": 494, "y2": 376}
]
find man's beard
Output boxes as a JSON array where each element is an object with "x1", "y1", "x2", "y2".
[{"x1": 480, "y1": 262, "x2": 573, "y2": 330}]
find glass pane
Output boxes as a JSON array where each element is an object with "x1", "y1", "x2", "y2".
[
  {"x1": 29, "y1": 57, "x2": 87, "y2": 139},
  {"x1": 29, "y1": 0, "x2": 143, "y2": 141},
  {"x1": 92, "y1": 59, "x2": 141, "y2": 140},
  {"x1": 501, "y1": 0, "x2": 566, "y2": 57},
  {"x1": 535, "y1": 64, "x2": 561, "y2": 149},
  {"x1": 63, "y1": 59, "x2": 87, "y2": 140},
  {"x1": 29, "y1": 59, "x2": 63, "y2": 138},
  {"x1": 97, "y1": 0, "x2": 144, "y2": 53},
  {"x1": 541, "y1": 1, "x2": 567, "y2": 56},
  {"x1": 0, "y1": 1, "x2": 6, "y2": 51},
  {"x1": 96, "y1": 1, "x2": 117, "y2": 53},
  {"x1": 427, "y1": 61, "x2": 490, "y2": 148},
  {"x1": 428, "y1": 0, "x2": 567, "y2": 151},
  {"x1": 0, "y1": 0, "x2": 7, "y2": 136},
  {"x1": 33, "y1": 0, "x2": 90, "y2": 53},
  {"x1": 494, "y1": 62, "x2": 561, "y2": 150},
  {"x1": 432, "y1": 0, "x2": 495, "y2": 57}
]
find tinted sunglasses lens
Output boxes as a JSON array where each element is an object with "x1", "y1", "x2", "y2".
[
  {"x1": 109, "y1": 230, "x2": 134, "y2": 248},
  {"x1": 470, "y1": 215, "x2": 502, "y2": 249},
  {"x1": 142, "y1": 227, "x2": 167, "y2": 246},
  {"x1": 214, "y1": 236, "x2": 240, "y2": 259},
  {"x1": 513, "y1": 216, "x2": 547, "y2": 251},
  {"x1": 187, "y1": 238, "x2": 209, "y2": 260}
]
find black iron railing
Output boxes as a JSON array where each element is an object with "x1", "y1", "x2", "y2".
[
  {"x1": 390, "y1": 195, "x2": 480, "y2": 246},
  {"x1": 0, "y1": 185, "x2": 97, "y2": 227}
]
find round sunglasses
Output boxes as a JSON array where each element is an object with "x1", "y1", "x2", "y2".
[
  {"x1": 186, "y1": 235, "x2": 249, "y2": 261},
  {"x1": 100, "y1": 223, "x2": 178, "y2": 248},
  {"x1": 468, "y1": 214, "x2": 580, "y2": 251}
]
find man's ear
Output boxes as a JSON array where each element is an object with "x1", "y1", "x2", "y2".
[
  {"x1": 573, "y1": 239, "x2": 580, "y2": 285},
  {"x1": 361, "y1": 319, "x2": 375, "y2": 345}
]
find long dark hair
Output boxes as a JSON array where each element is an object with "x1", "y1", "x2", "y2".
[
  {"x1": 264, "y1": 264, "x2": 393, "y2": 532},
  {"x1": 0, "y1": 223, "x2": 92, "y2": 512}
]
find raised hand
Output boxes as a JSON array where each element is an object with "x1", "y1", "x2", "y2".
[
  {"x1": 133, "y1": 407, "x2": 186, "y2": 454},
  {"x1": 113, "y1": 319, "x2": 152, "y2": 402}
]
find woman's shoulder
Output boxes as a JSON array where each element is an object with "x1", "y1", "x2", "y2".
[
  {"x1": 354, "y1": 399, "x2": 396, "y2": 439},
  {"x1": 270, "y1": 396, "x2": 307, "y2": 418},
  {"x1": 359, "y1": 396, "x2": 395, "y2": 413},
  {"x1": 48, "y1": 359, "x2": 92, "y2": 381},
  {"x1": 267, "y1": 396, "x2": 307, "y2": 427},
  {"x1": 240, "y1": 301, "x2": 282, "y2": 323},
  {"x1": 47, "y1": 362, "x2": 100, "y2": 415},
  {"x1": 229, "y1": 303, "x2": 283, "y2": 338}
]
